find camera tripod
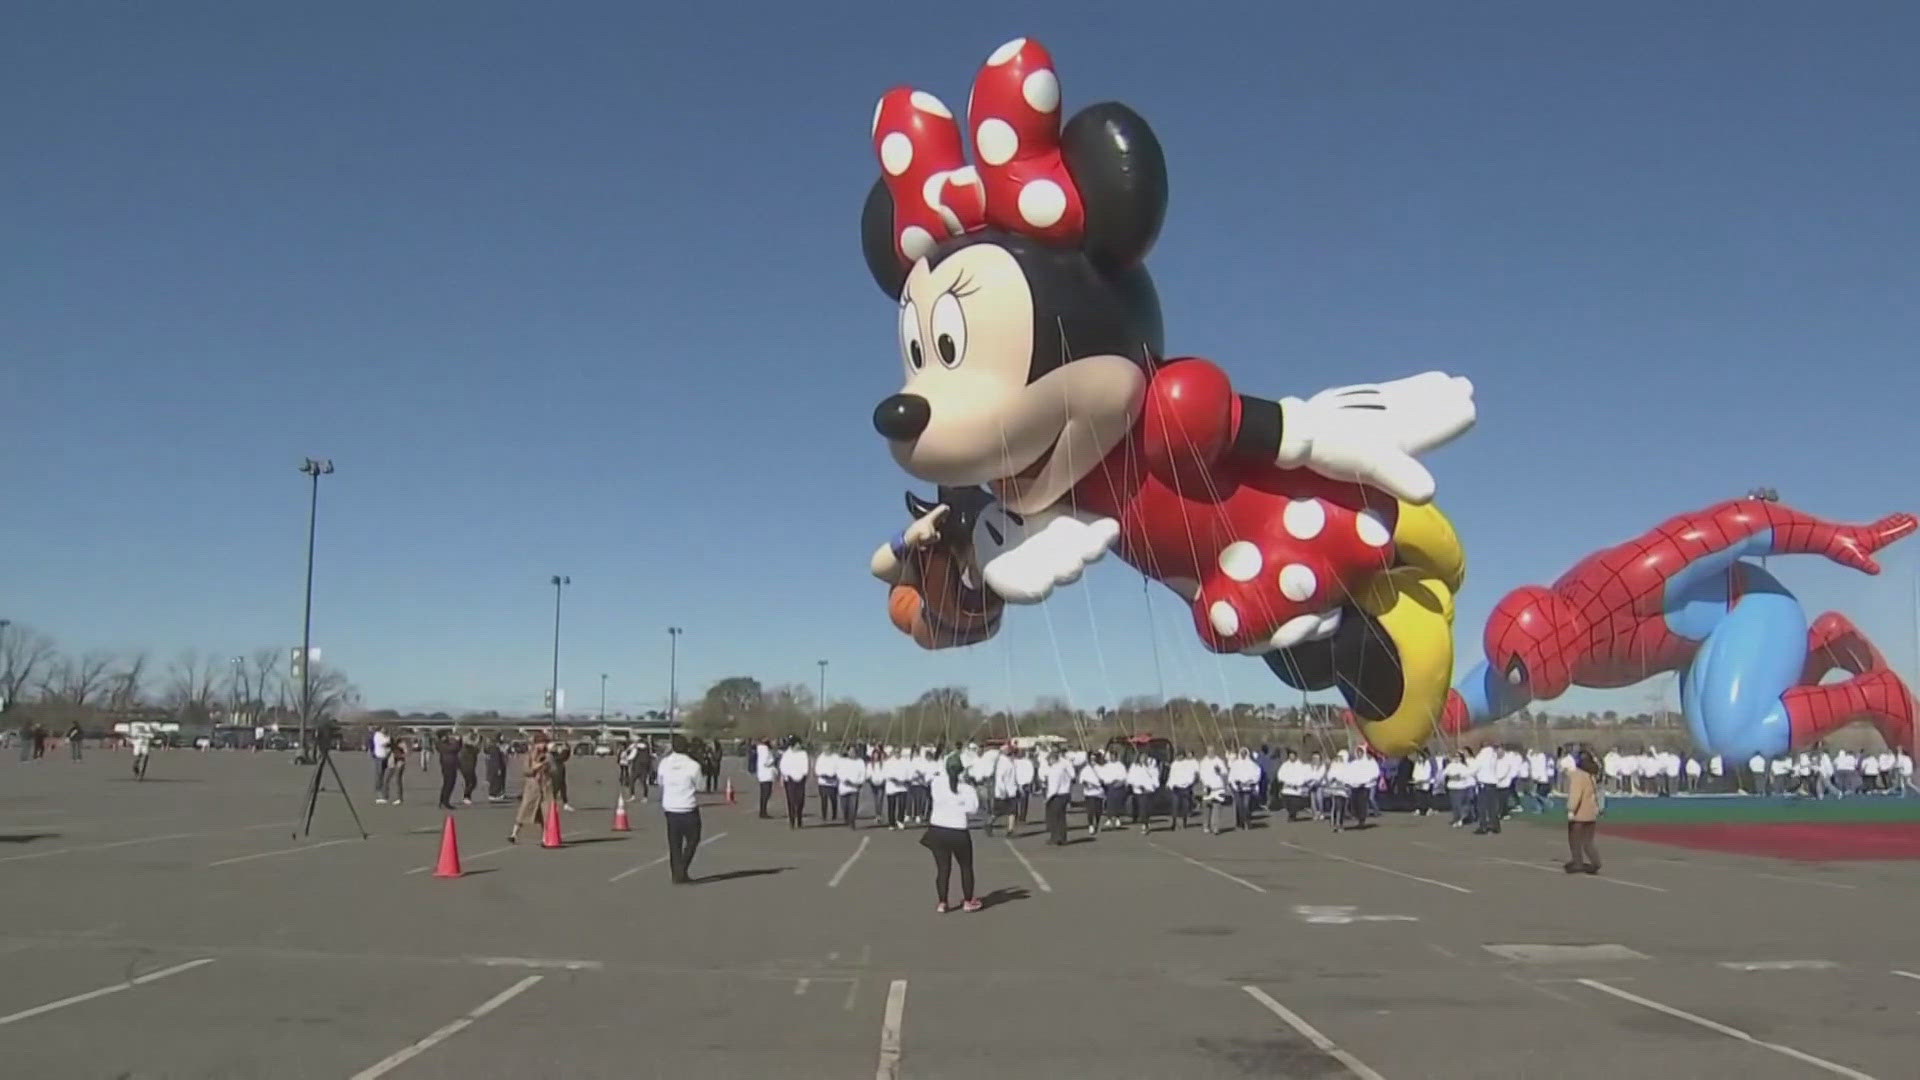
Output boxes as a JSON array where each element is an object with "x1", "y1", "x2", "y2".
[{"x1": 295, "y1": 727, "x2": 369, "y2": 841}]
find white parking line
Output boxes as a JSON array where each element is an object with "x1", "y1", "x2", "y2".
[
  {"x1": 1892, "y1": 970, "x2": 1920, "y2": 982},
  {"x1": 407, "y1": 844, "x2": 514, "y2": 875},
  {"x1": 607, "y1": 832, "x2": 726, "y2": 883},
  {"x1": 1282, "y1": 841, "x2": 1472, "y2": 894},
  {"x1": 1242, "y1": 986, "x2": 1386, "y2": 1080},
  {"x1": 1578, "y1": 979, "x2": 1876, "y2": 1080},
  {"x1": 829, "y1": 837, "x2": 870, "y2": 888},
  {"x1": 1148, "y1": 842, "x2": 1266, "y2": 894},
  {"x1": 0, "y1": 958, "x2": 216, "y2": 1026},
  {"x1": 349, "y1": 975, "x2": 543, "y2": 1080},
  {"x1": 208, "y1": 838, "x2": 356, "y2": 867},
  {"x1": 875, "y1": 979, "x2": 907, "y2": 1080},
  {"x1": 1003, "y1": 839, "x2": 1052, "y2": 893},
  {"x1": 1747, "y1": 869, "x2": 1856, "y2": 891},
  {"x1": 1485, "y1": 855, "x2": 1668, "y2": 893},
  {"x1": 0, "y1": 822, "x2": 284, "y2": 864}
]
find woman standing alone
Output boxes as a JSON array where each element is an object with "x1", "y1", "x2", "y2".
[
  {"x1": 507, "y1": 735, "x2": 553, "y2": 844},
  {"x1": 1565, "y1": 747, "x2": 1603, "y2": 874},
  {"x1": 921, "y1": 757, "x2": 983, "y2": 913}
]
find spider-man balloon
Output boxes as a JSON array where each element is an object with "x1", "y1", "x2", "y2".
[{"x1": 1444, "y1": 498, "x2": 1917, "y2": 757}]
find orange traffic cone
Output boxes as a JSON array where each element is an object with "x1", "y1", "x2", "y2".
[
  {"x1": 541, "y1": 800, "x2": 564, "y2": 848},
  {"x1": 612, "y1": 795, "x2": 631, "y2": 832},
  {"x1": 433, "y1": 815, "x2": 463, "y2": 878},
  {"x1": 725, "y1": 779, "x2": 736, "y2": 805}
]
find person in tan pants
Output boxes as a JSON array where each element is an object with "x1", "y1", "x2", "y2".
[
  {"x1": 508, "y1": 735, "x2": 554, "y2": 844},
  {"x1": 1564, "y1": 747, "x2": 1603, "y2": 874}
]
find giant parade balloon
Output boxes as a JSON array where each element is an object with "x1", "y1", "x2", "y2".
[
  {"x1": 858, "y1": 38, "x2": 1478, "y2": 756},
  {"x1": 1443, "y1": 497, "x2": 1917, "y2": 757}
]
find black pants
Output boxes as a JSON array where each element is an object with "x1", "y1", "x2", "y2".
[
  {"x1": 1233, "y1": 790, "x2": 1252, "y2": 830},
  {"x1": 887, "y1": 792, "x2": 904, "y2": 828},
  {"x1": 1045, "y1": 794, "x2": 1070, "y2": 845},
  {"x1": 1015, "y1": 789, "x2": 1031, "y2": 823},
  {"x1": 665, "y1": 810, "x2": 702, "y2": 883},
  {"x1": 1282, "y1": 793, "x2": 1308, "y2": 821},
  {"x1": 923, "y1": 826, "x2": 975, "y2": 905},
  {"x1": 460, "y1": 766, "x2": 477, "y2": 801},
  {"x1": 758, "y1": 780, "x2": 774, "y2": 818},
  {"x1": 486, "y1": 765, "x2": 505, "y2": 799},
  {"x1": 783, "y1": 779, "x2": 806, "y2": 827},
  {"x1": 438, "y1": 767, "x2": 458, "y2": 809},
  {"x1": 818, "y1": 784, "x2": 836, "y2": 821},
  {"x1": 842, "y1": 787, "x2": 861, "y2": 827},
  {"x1": 1474, "y1": 785, "x2": 1502, "y2": 833},
  {"x1": 1083, "y1": 795, "x2": 1103, "y2": 831},
  {"x1": 1349, "y1": 787, "x2": 1370, "y2": 827},
  {"x1": 1171, "y1": 788, "x2": 1193, "y2": 828}
]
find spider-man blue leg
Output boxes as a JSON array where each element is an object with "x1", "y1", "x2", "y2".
[{"x1": 1684, "y1": 566, "x2": 1914, "y2": 757}]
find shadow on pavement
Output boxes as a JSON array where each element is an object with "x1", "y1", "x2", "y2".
[
  {"x1": 691, "y1": 867, "x2": 792, "y2": 885},
  {"x1": 0, "y1": 833, "x2": 59, "y2": 844},
  {"x1": 975, "y1": 887, "x2": 1030, "y2": 910}
]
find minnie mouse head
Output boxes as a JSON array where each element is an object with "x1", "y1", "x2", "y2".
[{"x1": 862, "y1": 38, "x2": 1169, "y2": 516}]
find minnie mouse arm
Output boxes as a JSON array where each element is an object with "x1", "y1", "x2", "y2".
[{"x1": 1141, "y1": 358, "x2": 1281, "y2": 483}]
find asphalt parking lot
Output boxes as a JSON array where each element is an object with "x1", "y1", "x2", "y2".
[{"x1": 3, "y1": 749, "x2": 1917, "y2": 1079}]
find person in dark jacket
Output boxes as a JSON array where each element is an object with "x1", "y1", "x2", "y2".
[
  {"x1": 436, "y1": 734, "x2": 461, "y2": 810},
  {"x1": 457, "y1": 736, "x2": 480, "y2": 805},
  {"x1": 484, "y1": 736, "x2": 508, "y2": 801}
]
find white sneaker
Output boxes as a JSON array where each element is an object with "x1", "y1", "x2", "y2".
[{"x1": 375, "y1": 798, "x2": 387, "y2": 804}]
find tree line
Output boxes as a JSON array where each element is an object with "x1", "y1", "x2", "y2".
[
  {"x1": 0, "y1": 621, "x2": 359, "y2": 733},
  {"x1": 678, "y1": 676, "x2": 1676, "y2": 748}
]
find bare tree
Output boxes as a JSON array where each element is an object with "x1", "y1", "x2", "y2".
[
  {"x1": 0, "y1": 624, "x2": 57, "y2": 708},
  {"x1": 164, "y1": 650, "x2": 219, "y2": 715},
  {"x1": 303, "y1": 661, "x2": 360, "y2": 722},
  {"x1": 44, "y1": 650, "x2": 118, "y2": 708},
  {"x1": 105, "y1": 653, "x2": 149, "y2": 712}
]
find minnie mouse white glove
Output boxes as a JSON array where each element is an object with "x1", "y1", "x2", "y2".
[
  {"x1": 1275, "y1": 372, "x2": 1476, "y2": 505},
  {"x1": 975, "y1": 503, "x2": 1121, "y2": 604}
]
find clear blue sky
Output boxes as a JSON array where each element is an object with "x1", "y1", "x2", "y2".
[{"x1": 5, "y1": 3, "x2": 1916, "y2": 717}]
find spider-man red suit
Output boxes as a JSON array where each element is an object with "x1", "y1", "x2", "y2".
[{"x1": 1443, "y1": 499, "x2": 1917, "y2": 757}]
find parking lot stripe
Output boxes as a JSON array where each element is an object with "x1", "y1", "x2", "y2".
[
  {"x1": 1003, "y1": 838, "x2": 1052, "y2": 893},
  {"x1": 607, "y1": 832, "x2": 726, "y2": 883},
  {"x1": 407, "y1": 844, "x2": 513, "y2": 875},
  {"x1": 1242, "y1": 986, "x2": 1386, "y2": 1080},
  {"x1": 0, "y1": 822, "x2": 284, "y2": 865},
  {"x1": 349, "y1": 975, "x2": 543, "y2": 1080},
  {"x1": 875, "y1": 979, "x2": 907, "y2": 1080},
  {"x1": 208, "y1": 838, "x2": 355, "y2": 867},
  {"x1": 1485, "y1": 855, "x2": 1668, "y2": 893},
  {"x1": 1281, "y1": 841, "x2": 1472, "y2": 894},
  {"x1": 829, "y1": 837, "x2": 870, "y2": 888},
  {"x1": 1578, "y1": 979, "x2": 1876, "y2": 1080},
  {"x1": 1148, "y1": 842, "x2": 1266, "y2": 894},
  {"x1": 0, "y1": 958, "x2": 216, "y2": 1026}
]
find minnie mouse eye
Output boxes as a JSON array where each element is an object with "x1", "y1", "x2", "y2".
[
  {"x1": 931, "y1": 292, "x2": 967, "y2": 369},
  {"x1": 908, "y1": 340, "x2": 924, "y2": 369},
  {"x1": 900, "y1": 300, "x2": 924, "y2": 371}
]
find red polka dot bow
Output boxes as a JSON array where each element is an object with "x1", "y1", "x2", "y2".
[{"x1": 870, "y1": 37, "x2": 1084, "y2": 266}]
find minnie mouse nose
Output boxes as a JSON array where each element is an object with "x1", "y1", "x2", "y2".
[{"x1": 873, "y1": 394, "x2": 932, "y2": 441}]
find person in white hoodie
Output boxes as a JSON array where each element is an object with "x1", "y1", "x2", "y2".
[
  {"x1": 1013, "y1": 748, "x2": 1037, "y2": 825},
  {"x1": 1276, "y1": 749, "x2": 1310, "y2": 822},
  {"x1": 814, "y1": 747, "x2": 839, "y2": 824},
  {"x1": 838, "y1": 745, "x2": 869, "y2": 828},
  {"x1": 777, "y1": 738, "x2": 811, "y2": 829},
  {"x1": 1228, "y1": 748, "x2": 1262, "y2": 831},
  {"x1": 1166, "y1": 749, "x2": 1199, "y2": 829},
  {"x1": 1042, "y1": 751, "x2": 1076, "y2": 845},
  {"x1": 1127, "y1": 752, "x2": 1162, "y2": 834},
  {"x1": 1198, "y1": 747, "x2": 1232, "y2": 834},
  {"x1": 987, "y1": 749, "x2": 1021, "y2": 837},
  {"x1": 1078, "y1": 752, "x2": 1108, "y2": 835},
  {"x1": 884, "y1": 748, "x2": 912, "y2": 829},
  {"x1": 1098, "y1": 753, "x2": 1128, "y2": 829},
  {"x1": 1344, "y1": 750, "x2": 1381, "y2": 829},
  {"x1": 1325, "y1": 750, "x2": 1353, "y2": 831},
  {"x1": 921, "y1": 758, "x2": 983, "y2": 913},
  {"x1": 909, "y1": 747, "x2": 936, "y2": 824},
  {"x1": 753, "y1": 739, "x2": 778, "y2": 819}
]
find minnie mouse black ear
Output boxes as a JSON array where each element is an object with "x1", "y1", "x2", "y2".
[
  {"x1": 1060, "y1": 102, "x2": 1168, "y2": 271},
  {"x1": 861, "y1": 178, "x2": 908, "y2": 297}
]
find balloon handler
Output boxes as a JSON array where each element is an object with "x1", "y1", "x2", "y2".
[{"x1": 859, "y1": 38, "x2": 1474, "y2": 757}]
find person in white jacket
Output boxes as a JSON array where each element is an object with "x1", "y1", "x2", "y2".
[
  {"x1": 987, "y1": 749, "x2": 1021, "y2": 836},
  {"x1": 883, "y1": 750, "x2": 912, "y2": 829},
  {"x1": 838, "y1": 745, "x2": 869, "y2": 828},
  {"x1": 1166, "y1": 750, "x2": 1199, "y2": 829},
  {"x1": 1042, "y1": 751, "x2": 1076, "y2": 845},
  {"x1": 922, "y1": 760, "x2": 982, "y2": 913},
  {"x1": 1078, "y1": 753, "x2": 1108, "y2": 835},
  {"x1": 814, "y1": 747, "x2": 839, "y2": 824},
  {"x1": 1198, "y1": 747, "x2": 1231, "y2": 834},
  {"x1": 1127, "y1": 753, "x2": 1162, "y2": 834},
  {"x1": 1276, "y1": 749, "x2": 1310, "y2": 822},
  {"x1": 1343, "y1": 750, "x2": 1381, "y2": 830},
  {"x1": 1013, "y1": 749, "x2": 1037, "y2": 825},
  {"x1": 1098, "y1": 754, "x2": 1128, "y2": 829},
  {"x1": 754, "y1": 739, "x2": 778, "y2": 819},
  {"x1": 1228, "y1": 748, "x2": 1262, "y2": 831},
  {"x1": 777, "y1": 739, "x2": 810, "y2": 829}
]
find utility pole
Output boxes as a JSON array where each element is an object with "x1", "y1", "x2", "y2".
[
  {"x1": 817, "y1": 659, "x2": 829, "y2": 733},
  {"x1": 667, "y1": 627, "x2": 683, "y2": 732},
  {"x1": 600, "y1": 673, "x2": 608, "y2": 726},
  {"x1": 296, "y1": 458, "x2": 333, "y2": 760},
  {"x1": 549, "y1": 576, "x2": 570, "y2": 725}
]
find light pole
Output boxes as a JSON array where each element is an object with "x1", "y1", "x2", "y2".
[
  {"x1": 230, "y1": 656, "x2": 242, "y2": 727},
  {"x1": 549, "y1": 575, "x2": 570, "y2": 725},
  {"x1": 817, "y1": 659, "x2": 829, "y2": 733},
  {"x1": 667, "y1": 627, "x2": 683, "y2": 731},
  {"x1": 296, "y1": 457, "x2": 333, "y2": 758},
  {"x1": 599, "y1": 673, "x2": 608, "y2": 726},
  {"x1": 1, "y1": 619, "x2": 12, "y2": 713}
]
